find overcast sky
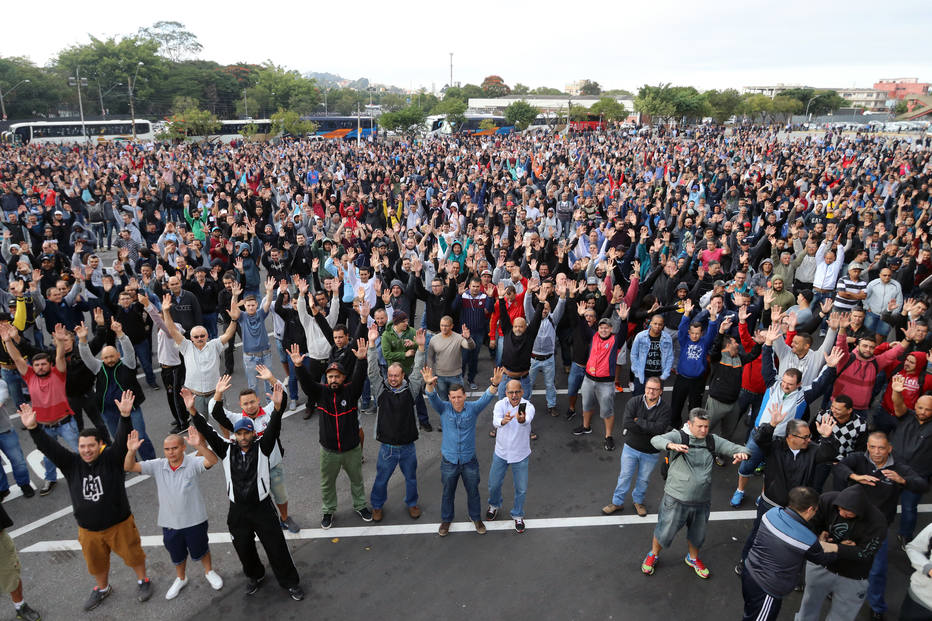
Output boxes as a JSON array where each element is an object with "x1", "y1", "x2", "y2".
[{"x1": 5, "y1": 0, "x2": 931, "y2": 93}]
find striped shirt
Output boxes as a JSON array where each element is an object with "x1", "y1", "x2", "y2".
[{"x1": 832, "y1": 277, "x2": 867, "y2": 311}]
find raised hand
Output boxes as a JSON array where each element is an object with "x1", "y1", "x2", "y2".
[
  {"x1": 265, "y1": 276, "x2": 276, "y2": 292},
  {"x1": 287, "y1": 344, "x2": 305, "y2": 367},
  {"x1": 295, "y1": 277, "x2": 308, "y2": 295},
  {"x1": 18, "y1": 403, "x2": 36, "y2": 430},
  {"x1": 415, "y1": 328, "x2": 426, "y2": 349},
  {"x1": 816, "y1": 413, "x2": 836, "y2": 438},
  {"x1": 111, "y1": 320, "x2": 123, "y2": 337},
  {"x1": 890, "y1": 374, "x2": 906, "y2": 393},
  {"x1": 461, "y1": 324, "x2": 471, "y2": 341},
  {"x1": 352, "y1": 337, "x2": 368, "y2": 359},
  {"x1": 115, "y1": 390, "x2": 135, "y2": 417},
  {"x1": 683, "y1": 299, "x2": 694, "y2": 316},
  {"x1": 180, "y1": 387, "x2": 196, "y2": 411},
  {"x1": 768, "y1": 401, "x2": 788, "y2": 426},
  {"x1": 53, "y1": 323, "x2": 69, "y2": 344},
  {"x1": 126, "y1": 429, "x2": 144, "y2": 453},
  {"x1": 420, "y1": 365, "x2": 436, "y2": 386},
  {"x1": 185, "y1": 425, "x2": 202, "y2": 447},
  {"x1": 93, "y1": 306, "x2": 106, "y2": 326},
  {"x1": 490, "y1": 366, "x2": 505, "y2": 386},
  {"x1": 255, "y1": 364, "x2": 275, "y2": 382},
  {"x1": 368, "y1": 323, "x2": 379, "y2": 346},
  {"x1": 137, "y1": 292, "x2": 150, "y2": 307},
  {"x1": 74, "y1": 321, "x2": 88, "y2": 341},
  {"x1": 824, "y1": 346, "x2": 846, "y2": 368},
  {"x1": 269, "y1": 380, "x2": 284, "y2": 411},
  {"x1": 738, "y1": 305, "x2": 749, "y2": 323}
]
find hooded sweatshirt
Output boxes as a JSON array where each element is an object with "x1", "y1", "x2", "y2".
[
  {"x1": 810, "y1": 486, "x2": 886, "y2": 580},
  {"x1": 881, "y1": 350, "x2": 932, "y2": 415}
]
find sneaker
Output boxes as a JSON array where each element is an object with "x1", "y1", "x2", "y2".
[
  {"x1": 753, "y1": 463, "x2": 765, "y2": 476},
  {"x1": 39, "y1": 481, "x2": 56, "y2": 496},
  {"x1": 572, "y1": 425, "x2": 592, "y2": 436},
  {"x1": 734, "y1": 562, "x2": 743, "y2": 576},
  {"x1": 565, "y1": 408, "x2": 577, "y2": 421},
  {"x1": 469, "y1": 383, "x2": 478, "y2": 391},
  {"x1": 169, "y1": 423, "x2": 183, "y2": 435},
  {"x1": 602, "y1": 503, "x2": 622, "y2": 515},
  {"x1": 641, "y1": 553, "x2": 657, "y2": 575},
  {"x1": 685, "y1": 555, "x2": 710, "y2": 579},
  {"x1": 372, "y1": 508, "x2": 383, "y2": 522},
  {"x1": 19, "y1": 484, "x2": 34, "y2": 498},
  {"x1": 288, "y1": 586, "x2": 305, "y2": 601},
  {"x1": 302, "y1": 407, "x2": 313, "y2": 420},
  {"x1": 292, "y1": 395, "x2": 306, "y2": 407},
  {"x1": 486, "y1": 506, "x2": 499, "y2": 521},
  {"x1": 355, "y1": 507, "x2": 373, "y2": 522},
  {"x1": 870, "y1": 611, "x2": 885, "y2": 621},
  {"x1": 438, "y1": 522, "x2": 451, "y2": 537},
  {"x1": 0, "y1": 489, "x2": 9, "y2": 501},
  {"x1": 320, "y1": 513, "x2": 333, "y2": 529},
  {"x1": 420, "y1": 422, "x2": 433, "y2": 432},
  {"x1": 489, "y1": 428, "x2": 497, "y2": 437},
  {"x1": 730, "y1": 490, "x2": 745, "y2": 508},
  {"x1": 633, "y1": 503, "x2": 648, "y2": 517},
  {"x1": 84, "y1": 585, "x2": 112, "y2": 611},
  {"x1": 514, "y1": 519, "x2": 526, "y2": 533},
  {"x1": 604, "y1": 436, "x2": 615, "y2": 451},
  {"x1": 280, "y1": 516, "x2": 301, "y2": 533},
  {"x1": 137, "y1": 578, "x2": 153, "y2": 602},
  {"x1": 474, "y1": 520, "x2": 487, "y2": 534},
  {"x1": 615, "y1": 383, "x2": 625, "y2": 393},
  {"x1": 408, "y1": 506, "x2": 422, "y2": 520},
  {"x1": 204, "y1": 570, "x2": 223, "y2": 590},
  {"x1": 898, "y1": 535, "x2": 908, "y2": 551},
  {"x1": 165, "y1": 577, "x2": 187, "y2": 600},
  {"x1": 245, "y1": 576, "x2": 264, "y2": 596},
  {"x1": 714, "y1": 455, "x2": 725, "y2": 467},
  {"x1": 549, "y1": 407, "x2": 559, "y2": 417},
  {"x1": 15, "y1": 603, "x2": 40, "y2": 621},
  {"x1": 148, "y1": 383, "x2": 160, "y2": 391}
]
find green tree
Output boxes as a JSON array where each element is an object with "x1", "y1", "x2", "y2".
[
  {"x1": 478, "y1": 118, "x2": 497, "y2": 132},
  {"x1": 579, "y1": 80, "x2": 601, "y2": 96},
  {"x1": 136, "y1": 21, "x2": 202, "y2": 62},
  {"x1": 243, "y1": 63, "x2": 320, "y2": 117},
  {"x1": 270, "y1": 109, "x2": 317, "y2": 136},
  {"x1": 171, "y1": 95, "x2": 199, "y2": 114},
  {"x1": 634, "y1": 84, "x2": 676, "y2": 124},
  {"x1": 380, "y1": 92, "x2": 407, "y2": 112},
  {"x1": 569, "y1": 104, "x2": 589, "y2": 121},
  {"x1": 740, "y1": 94, "x2": 774, "y2": 122},
  {"x1": 504, "y1": 100, "x2": 540, "y2": 130},
  {"x1": 589, "y1": 97, "x2": 627, "y2": 121},
  {"x1": 771, "y1": 95, "x2": 802, "y2": 122},
  {"x1": 480, "y1": 75, "x2": 510, "y2": 97},
  {"x1": 0, "y1": 56, "x2": 69, "y2": 119},
  {"x1": 433, "y1": 97, "x2": 467, "y2": 127},
  {"x1": 166, "y1": 106, "x2": 220, "y2": 140},
  {"x1": 379, "y1": 105, "x2": 427, "y2": 136},
  {"x1": 668, "y1": 86, "x2": 710, "y2": 122},
  {"x1": 894, "y1": 100, "x2": 909, "y2": 116},
  {"x1": 512, "y1": 83, "x2": 530, "y2": 95},
  {"x1": 602, "y1": 88, "x2": 634, "y2": 98},
  {"x1": 704, "y1": 88, "x2": 742, "y2": 123},
  {"x1": 531, "y1": 86, "x2": 563, "y2": 95}
]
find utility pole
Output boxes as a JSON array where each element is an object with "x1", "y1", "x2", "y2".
[
  {"x1": 356, "y1": 100, "x2": 361, "y2": 148},
  {"x1": 0, "y1": 79, "x2": 30, "y2": 121},
  {"x1": 449, "y1": 52, "x2": 453, "y2": 89},
  {"x1": 128, "y1": 61, "x2": 143, "y2": 141},
  {"x1": 243, "y1": 89, "x2": 248, "y2": 117},
  {"x1": 67, "y1": 69, "x2": 88, "y2": 144}
]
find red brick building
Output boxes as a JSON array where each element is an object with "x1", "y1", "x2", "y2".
[{"x1": 874, "y1": 78, "x2": 930, "y2": 100}]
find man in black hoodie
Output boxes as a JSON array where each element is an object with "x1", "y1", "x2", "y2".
[
  {"x1": 794, "y1": 486, "x2": 886, "y2": 621},
  {"x1": 21, "y1": 391, "x2": 153, "y2": 611}
]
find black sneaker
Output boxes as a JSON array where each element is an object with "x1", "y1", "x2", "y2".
[
  {"x1": 0, "y1": 489, "x2": 10, "y2": 501},
  {"x1": 245, "y1": 576, "x2": 264, "y2": 596},
  {"x1": 898, "y1": 535, "x2": 908, "y2": 551},
  {"x1": 302, "y1": 406, "x2": 313, "y2": 420},
  {"x1": 734, "y1": 562, "x2": 743, "y2": 576},
  {"x1": 486, "y1": 506, "x2": 498, "y2": 521},
  {"x1": 38, "y1": 481, "x2": 55, "y2": 496},
  {"x1": 420, "y1": 422, "x2": 433, "y2": 432},
  {"x1": 19, "y1": 484, "x2": 34, "y2": 498},
  {"x1": 136, "y1": 578, "x2": 153, "y2": 602},
  {"x1": 604, "y1": 436, "x2": 615, "y2": 451},
  {"x1": 15, "y1": 602, "x2": 40, "y2": 621},
  {"x1": 355, "y1": 507, "x2": 373, "y2": 522},
  {"x1": 148, "y1": 383, "x2": 160, "y2": 391},
  {"x1": 84, "y1": 585, "x2": 112, "y2": 611},
  {"x1": 572, "y1": 425, "x2": 592, "y2": 436},
  {"x1": 169, "y1": 423, "x2": 183, "y2": 435},
  {"x1": 565, "y1": 408, "x2": 576, "y2": 421},
  {"x1": 288, "y1": 586, "x2": 305, "y2": 601},
  {"x1": 321, "y1": 513, "x2": 333, "y2": 529},
  {"x1": 514, "y1": 519, "x2": 526, "y2": 534}
]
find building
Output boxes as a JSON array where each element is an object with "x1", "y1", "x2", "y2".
[
  {"x1": 742, "y1": 84, "x2": 807, "y2": 98},
  {"x1": 835, "y1": 87, "x2": 888, "y2": 112},
  {"x1": 467, "y1": 95, "x2": 633, "y2": 115},
  {"x1": 565, "y1": 81, "x2": 586, "y2": 96},
  {"x1": 874, "y1": 78, "x2": 931, "y2": 100}
]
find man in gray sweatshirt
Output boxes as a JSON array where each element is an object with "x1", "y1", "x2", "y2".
[{"x1": 640, "y1": 408, "x2": 749, "y2": 579}]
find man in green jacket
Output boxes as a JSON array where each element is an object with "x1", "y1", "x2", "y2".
[
  {"x1": 380, "y1": 312, "x2": 432, "y2": 431},
  {"x1": 640, "y1": 408, "x2": 749, "y2": 580}
]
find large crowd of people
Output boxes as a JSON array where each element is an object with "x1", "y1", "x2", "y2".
[{"x1": 0, "y1": 122, "x2": 929, "y2": 620}]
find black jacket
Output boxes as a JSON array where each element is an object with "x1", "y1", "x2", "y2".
[
  {"x1": 834, "y1": 452, "x2": 929, "y2": 523},
  {"x1": 754, "y1": 423, "x2": 838, "y2": 507},
  {"x1": 621, "y1": 395, "x2": 672, "y2": 454},
  {"x1": 810, "y1": 486, "x2": 887, "y2": 580},
  {"x1": 707, "y1": 333, "x2": 761, "y2": 404},
  {"x1": 298, "y1": 356, "x2": 366, "y2": 453}
]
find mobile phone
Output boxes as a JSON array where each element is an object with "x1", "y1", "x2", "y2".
[{"x1": 518, "y1": 403, "x2": 526, "y2": 415}]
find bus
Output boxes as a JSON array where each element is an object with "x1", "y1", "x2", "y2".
[
  {"x1": 303, "y1": 116, "x2": 377, "y2": 140},
  {"x1": 570, "y1": 114, "x2": 606, "y2": 132},
  {"x1": 1, "y1": 119, "x2": 155, "y2": 145},
  {"x1": 426, "y1": 114, "x2": 515, "y2": 136},
  {"x1": 525, "y1": 114, "x2": 559, "y2": 133},
  {"x1": 205, "y1": 119, "x2": 273, "y2": 143}
]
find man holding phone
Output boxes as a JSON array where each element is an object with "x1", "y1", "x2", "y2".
[{"x1": 486, "y1": 379, "x2": 536, "y2": 533}]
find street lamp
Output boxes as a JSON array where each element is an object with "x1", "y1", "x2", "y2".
[
  {"x1": 805, "y1": 96, "x2": 818, "y2": 121},
  {"x1": 67, "y1": 69, "x2": 89, "y2": 144},
  {"x1": 96, "y1": 78, "x2": 122, "y2": 119},
  {"x1": 127, "y1": 62, "x2": 143, "y2": 140},
  {"x1": 0, "y1": 79, "x2": 30, "y2": 121}
]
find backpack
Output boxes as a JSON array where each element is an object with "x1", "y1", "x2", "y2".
[{"x1": 660, "y1": 430, "x2": 716, "y2": 480}]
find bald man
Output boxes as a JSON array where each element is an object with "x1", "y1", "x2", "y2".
[
  {"x1": 487, "y1": 379, "x2": 535, "y2": 533},
  {"x1": 76, "y1": 320, "x2": 155, "y2": 460},
  {"x1": 890, "y1": 388, "x2": 932, "y2": 547}
]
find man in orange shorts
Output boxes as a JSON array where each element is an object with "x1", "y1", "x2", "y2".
[{"x1": 19, "y1": 390, "x2": 153, "y2": 611}]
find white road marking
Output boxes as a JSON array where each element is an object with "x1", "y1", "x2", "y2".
[{"x1": 20, "y1": 504, "x2": 932, "y2": 552}]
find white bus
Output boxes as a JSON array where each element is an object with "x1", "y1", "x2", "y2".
[
  {"x1": 205, "y1": 119, "x2": 273, "y2": 143},
  {"x1": 1, "y1": 119, "x2": 154, "y2": 145}
]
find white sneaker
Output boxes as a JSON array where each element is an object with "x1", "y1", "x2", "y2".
[
  {"x1": 204, "y1": 570, "x2": 224, "y2": 590},
  {"x1": 165, "y1": 576, "x2": 188, "y2": 600}
]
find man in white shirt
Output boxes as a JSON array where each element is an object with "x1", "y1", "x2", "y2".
[
  {"x1": 142, "y1": 294, "x2": 187, "y2": 433},
  {"x1": 811, "y1": 239, "x2": 844, "y2": 305},
  {"x1": 486, "y1": 379, "x2": 536, "y2": 533}
]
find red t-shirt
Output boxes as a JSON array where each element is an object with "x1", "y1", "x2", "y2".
[{"x1": 23, "y1": 367, "x2": 73, "y2": 424}]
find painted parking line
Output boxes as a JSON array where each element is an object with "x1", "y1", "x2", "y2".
[{"x1": 20, "y1": 504, "x2": 932, "y2": 552}]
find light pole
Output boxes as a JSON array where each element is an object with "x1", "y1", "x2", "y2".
[
  {"x1": 449, "y1": 52, "x2": 453, "y2": 89},
  {"x1": 0, "y1": 79, "x2": 30, "y2": 121},
  {"x1": 805, "y1": 95, "x2": 818, "y2": 121},
  {"x1": 127, "y1": 61, "x2": 143, "y2": 140},
  {"x1": 67, "y1": 69, "x2": 88, "y2": 144},
  {"x1": 96, "y1": 79, "x2": 121, "y2": 118}
]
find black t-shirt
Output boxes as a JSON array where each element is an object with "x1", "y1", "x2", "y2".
[{"x1": 645, "y1": 334, "x2": 663, "y2": 377}]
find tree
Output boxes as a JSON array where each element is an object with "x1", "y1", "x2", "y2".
[
  {"x1": 531, "y1": 86, "x2": 563, "y2": 95},
  {"x1": 244, "y1": 63, "x2": 320, "y2": 117},
  {"x1": 634, "y1": 84, "x2": 677, "y2": 125},
  {"x1": 270, "y1": 109, "x2": 317, "y2": 137},
  {"x1": 740, "y1": 94, "x2": 774, "y2": 122},
  {"x1": 504, "y1": 100, "x2": 540, "y2": 131},
  {"x1": 136, "y1": 21, "x2": 202, "y2": 62},
  {"x1": 167, "y1": 106, "x2": 220, "y2": 140},
  {"x1": 894, "y1": 100, "x2": 909, "y2": 116},
  {"x1": 0, "y1": 56, "x2": 69, "y2": 120},
  {"x1": 602, "y1": 88, "x2": 635, "y2": 98},
  {"x1": 771, "y1": 95, "x2": 802, "y2": 122},
  {"x1": 380, "y1": 92, "x2": 407, "y2": 112},
  {"x1": 480, "y1": 75, "x2": 510, "y2": 98},
  {"x1": 171, "y1": 95, "x2": 199, "y2": 115},
  {"x1": 379, "y1": 105, "x2": 427, "y2": 136},
  {"x1": 809, "y1": 90, "x2": 845, "y2": 115},
  {"x1": 668, "y1": 86, "x2": 710, "y2": 122},
  {"x1": 579, "y1": 80, "x2": 601, "y2": 96},
  {"x1": 433, "y1": 97, "x2": 467, "y2": 127},
  {"x1": 589, "y1": 97, "x2": 627, "y2": 121},
  {"x1": 704, "y1": 88, "x2": 742, "y2": 123},
  {"x1": 568, "y1": 104, "x2": 589, "y2": 121},
  {"x1": 478, "y1": 118, "x2": 497, "y2": 132},
  {"x1": 512, "y1": 83, "x2": 530, "y2": 95}
]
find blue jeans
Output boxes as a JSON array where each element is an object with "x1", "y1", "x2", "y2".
[
  {"x1": 737, "y1": 433, "x2": 764, "y2": 477},
  {"x1": 900, "y1": 487, "x2": 925, "y2": 539},
  {"x1": 612, "y1": 445, "x2": 660, "y2": 505},
  {"x1": 567, "y1": 362, "x2": 586, "y2": 398},
  {"x1": 133, "y1": 338, "x2": 157, "y2": 386},
  {"x1": 203, "y1": 312, "x2": 218, "y2": 340},
  {"x1": 864, "y1": 311, "x2": 891, "y2": 337},
  {"x1": 100, "y1": 406, "x2": 155, "y2": 461},
  {"x1": 528, "y1": 356, "x2": 556, "y2": 408},
  {"x1": 436, "y1": 375, "x2": 463, "y2": 402},
  {"x1": 243, "y1": 351, "x2": 274, "y2": 396},
  {"x1": 440, "y1": 456, "x2": 481, "y2": 522},
  {"x1": 39, "y1": 418, "x2": 80, "y2": 482},
  {"x1": 0, "y1": 430, "x2": 30, "y2": 489},
  {"x1": 461, "y1": 347, "x2": 479, "y2": 384},
  {"x1": 370, "y1": 443, "x2": 418, "y2": 509},
  {"x1": 497, "y1": 374, "x2": 532, "y2": 401},
  {"x1": 361, "y1": 377, "x2": 372, "y2": 409},
  {"x1": 1, "y1": 369, "x2": 27, "y2": 408},
  {"x1": 274, "y1": 339, "x2": 299, "y2": 400},
  {"x1": 495, "y1": 337, "x2": 503, "y2": 366},
  {"x1": 868, "y1": 536, "x2": 889, "y2": 613},
  {"x1": 487, "y1": 454, "x2": 529, "y2": 518}
]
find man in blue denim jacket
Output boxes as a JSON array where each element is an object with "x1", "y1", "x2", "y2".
[{"x1": 423, "y1": 364, "x2": 505, "y2": 537}]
